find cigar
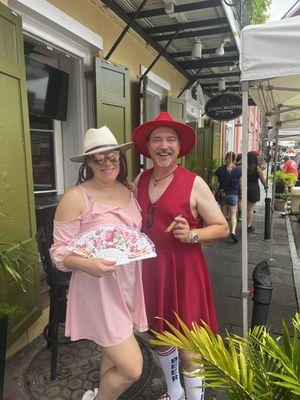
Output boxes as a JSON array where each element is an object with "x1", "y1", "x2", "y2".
[{"x1": 165, "y1": 214, "x2": 183, "y2": 233}]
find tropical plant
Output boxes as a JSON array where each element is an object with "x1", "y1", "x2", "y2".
[
  {"x1": 274, "y1": 193, "x2": 289, "y2": 201},
  {"x1": 151, "y1": 313, "x2": 300, "y2": 400},
  {"x1": 270, "y1": 171, "x2": 297, "y2": 193},
  {"x1": 247, "y1": 0, "x2": 272, "y2": 25},
  {"x1": 205, "y1": 158, "x2": 219, "y2": 188}
]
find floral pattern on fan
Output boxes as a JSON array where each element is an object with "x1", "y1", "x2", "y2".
[{"x1": 67, "y1": 224, "x2": 156, "y2": 266}]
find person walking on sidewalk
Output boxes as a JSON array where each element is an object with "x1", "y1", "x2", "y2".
[
  {"x1": 132, "y1": 112, "x2": 229, "y2": 400},
  {"x1": 247, "y1": 151, "x2": 268, "y2": 233},
  {"x1": 50, "y1": 127, "x2": 148, "y2": 400},
  {"x1": 214, "y1": 152, "x2": 241, "y2": 243}
]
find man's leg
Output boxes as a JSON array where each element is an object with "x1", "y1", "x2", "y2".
[
  {"x1": 157, "y1": 346, "x2": 185, "y2": 400},
  {"x1": 180, "y1": 349, "x2": 205, "y2": 400}
]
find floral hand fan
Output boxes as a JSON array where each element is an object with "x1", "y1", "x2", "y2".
[{"x1": 67, "y1": 224, "x2": 156, "y2": 266}]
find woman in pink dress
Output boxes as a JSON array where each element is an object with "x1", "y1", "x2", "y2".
[{"x1": 50, "y1": 126, "x2": 148, "y2": 400}]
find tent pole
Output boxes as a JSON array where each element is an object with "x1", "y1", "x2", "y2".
[
  {"x1": 269, "y1": 106, "x2": 281, "y2": 260},
  {"x1": 241, "y1": 82, "x2": 249, "y2": 336}
]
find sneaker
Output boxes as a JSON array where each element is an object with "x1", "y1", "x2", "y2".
[
  {"x1": 231, "y1": 233, "x2": 239, "y2": 243},
  {"x1": 82, "y1": 388, "x2": 98, "y2": 400},
  {"x1": 247, "y1": 225, "x2": 255, "y2": 233}
]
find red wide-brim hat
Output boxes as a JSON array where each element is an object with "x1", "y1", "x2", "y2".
[{"x1": 132, "y1": 112, "x2": 195, "y2": 158}]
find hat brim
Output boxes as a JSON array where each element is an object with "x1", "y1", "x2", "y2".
[
  {"x1": 132, "y1": 120, "x2": 195, "y2": 158},
  {"x1": 70, "y1": 142, "x2": 133, "y2": 163}
]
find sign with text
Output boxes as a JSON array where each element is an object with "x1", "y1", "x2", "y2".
[{"x1": 205, "y1": 93, "x2": 242, "y2": 121}]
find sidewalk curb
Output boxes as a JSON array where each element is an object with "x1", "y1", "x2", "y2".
[{"x1": 286, "y1": 216, "x2": 300, "y2": 310}]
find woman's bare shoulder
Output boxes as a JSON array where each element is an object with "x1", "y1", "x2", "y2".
[{"x1": 55, "y1": 186, "x2": 86, "y2": 221}]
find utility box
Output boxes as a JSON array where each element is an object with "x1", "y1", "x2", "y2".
[{"x1": 291, "y1": 187, "x2": 300, "y2": 214}]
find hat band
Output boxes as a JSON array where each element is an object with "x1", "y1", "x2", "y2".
[{"x1": 85, "y1": 144, "x2": 118, "y2": 153}]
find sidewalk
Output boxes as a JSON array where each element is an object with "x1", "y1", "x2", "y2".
[
  {"x1": 203, "y1": 197, "x2": 299, "y2": 337},
  {"x1": 4, "y1": 198, "x2": 300, "y2": 400}
]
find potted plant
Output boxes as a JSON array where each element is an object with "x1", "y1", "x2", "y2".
[
  {"x1": 151, "y1": 313, "x2": 300, "y2": 400},
  {"x1": 0, "y1": 239, "x2": 35, "y2": 400},
  {"x1": 274, "y1": 193, "x2": 289, "y2": 211},
  {"x1": 271, "y1": 170, "x2": 297, "y2": 194}
]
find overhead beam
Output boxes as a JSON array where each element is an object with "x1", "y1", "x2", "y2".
[
  {"x1": 105, "y1": 0, "x2": 147, "y2": 60},
  {"x1": 178, "y1": 56, "x2": 238, "y2": 69},
  {"x1": 100, "y1": 0, "x2": 191, "y2": 80},
  {"x1": 151, "y1": 27, "x2": 231, "y2": 41},
  {"x1": 144, "y1": 18, "x2": 227, "y2": 34},
  {"x1": 203, "y1": 86, "x2": 242, "y2": 93},
  {"x1": 193, "y1": 71, "x2": 240, "y2": 80},
  {"x1": 128, "y1": 0, "x2": 221, "y2": 19},
  {"x1": 171, "y1": 46, "x2": 237, "y2": 58},
  {"x1": 202, "y1": 80, "x2": 240, "y2": 86}
]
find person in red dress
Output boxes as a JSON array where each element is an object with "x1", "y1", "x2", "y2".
[{"x1": 132, "y1": 112, "x2": 229, "y2": 400}]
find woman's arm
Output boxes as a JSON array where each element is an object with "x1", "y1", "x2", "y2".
[
  {"x1": 51, "y1": 187, "x2": 116, "y2": 277},
  {"x1": 258, "y1": 166, "x2": 267, "y2": 190}
]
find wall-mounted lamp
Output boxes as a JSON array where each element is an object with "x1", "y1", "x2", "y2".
[
  {"x1": 218, "y1": 78, "x2": 226, "y2": 91},
  {"x1": 216, "y1": 37, "x2": 231, "y2": 56},
  {"x1": 191, "y1": 38, "x2": 202, "y2": 58}
]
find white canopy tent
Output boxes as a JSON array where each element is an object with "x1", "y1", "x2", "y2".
[
  {"x1": 240, "y1": 16, "x2": 300, "y2": 334},
  {"x1": 270, "y1": 128, "x2": 300, "y2": 142}
]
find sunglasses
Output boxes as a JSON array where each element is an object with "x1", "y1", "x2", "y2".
[
  {"x1": 146, "y1": 204, "x2": 154, "y2": 230},
  {"x1": 91, "y1": 151, "x2": 120, "y2": 165}
]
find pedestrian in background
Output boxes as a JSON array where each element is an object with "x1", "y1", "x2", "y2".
[
  {"x1": 247, "y1": 151, "x2": 268, "y2": 233},
  {"x1": 215, "y1": 152, "x2": 241, "y2": 243}
]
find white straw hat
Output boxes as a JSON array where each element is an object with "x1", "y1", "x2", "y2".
[{"x1": 70, "y1": 126, "x2": 133, "y2": 163}]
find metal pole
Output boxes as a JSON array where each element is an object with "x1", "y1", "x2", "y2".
[
  {"x1": 105, "y1": 0, "x2": 147, "y2": 60},
  {"x1": 264, "y1": 140, "x2": 271, "y2": 240},
  {"x1": 241, "y1": 81, "x2": 249, "y2": 336},
  {"x1": 269, "y1": 106, "x2": 281, "y2": 259},
  {"x1": 139, "y1": 30, "x2": 180, "y2": 82}
]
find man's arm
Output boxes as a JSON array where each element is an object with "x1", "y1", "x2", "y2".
[{"x1": 172, "y1": 176, "x2": 229, "y2": 243}]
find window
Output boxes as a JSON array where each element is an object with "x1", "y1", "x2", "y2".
[{"x1": 30, "y1": 116, "x2": 58, "y2": 193}]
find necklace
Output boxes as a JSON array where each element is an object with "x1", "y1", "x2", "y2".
[{"x1": 152, "y1": 170, "x2": 176, "y2": 187}]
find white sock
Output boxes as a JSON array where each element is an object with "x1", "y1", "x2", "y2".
[
  {"x1": 158, "y1": 347, "x2": 184, "y2": 400},
  {"x1": 183, "y1": 369, "x2": 205, "y2": 400}
]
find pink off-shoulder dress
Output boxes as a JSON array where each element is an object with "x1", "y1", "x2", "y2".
[{"x1": 50, "y1": 185, "x2": 148, "y2": 347}]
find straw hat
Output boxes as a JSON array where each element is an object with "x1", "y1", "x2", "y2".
[
  {"x1": 132, "y1": 112, "x2": 195, "y2": 158},
  {"x1": 70, "y1": 126, "x2": 132, "y2": 163}
]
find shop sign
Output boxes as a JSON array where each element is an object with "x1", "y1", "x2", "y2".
[{"x1": 205, "y1": 93, "x2": 242, "y2": 121}]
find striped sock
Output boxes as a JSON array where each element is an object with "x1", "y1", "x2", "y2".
[
  {"x1": 158, "y1": 347, "x2": 184, "y2": 400},
  {"x1": 183, "y1": 369, "x2": 205, "y2": 400}
]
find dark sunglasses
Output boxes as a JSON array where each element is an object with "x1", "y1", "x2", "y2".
[
  {"x1": 146, "y1": 204, "x2": 154, "y2": 230},
  {"x1": 91, "y1": 152, "x2": 120, "y2": 165}
]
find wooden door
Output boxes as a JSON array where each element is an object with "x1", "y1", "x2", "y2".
[{"x1": 0, "y1": 3, "x2": 41, "y2": 346}]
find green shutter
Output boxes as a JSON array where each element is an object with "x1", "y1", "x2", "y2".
[
  {"x1": 166, "y1": 96, "x2": 186, "y2": 122},
  {"x1": 166, "y1": 96, "x2": 187, "y2": 165},
  {"x1": 0, "y1": 3, "x2": 41, "y2": 346},
  {"x1": 94, "y1": 57, "x2": 133, "y2": 178}
]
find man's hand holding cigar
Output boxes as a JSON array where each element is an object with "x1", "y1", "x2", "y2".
[{"x1": 165, "y1": 214, "x2": 195, "y2": 243}]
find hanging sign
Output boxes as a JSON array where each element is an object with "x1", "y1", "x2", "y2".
[{"x1": 205, "y1": 93, "x2": 242, "y2": 121}]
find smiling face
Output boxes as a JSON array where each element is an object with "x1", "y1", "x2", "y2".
[
  {"x1": 147, "y1": 127, "x2": 181, "y2": 169},
  {"x1": 88, "y1": 150, "x2": 120, "y2": 183}
]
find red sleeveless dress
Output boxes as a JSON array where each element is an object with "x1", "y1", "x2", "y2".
[{"x1": 138, "y1": 166, "x2": 218, "y2": 333}]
